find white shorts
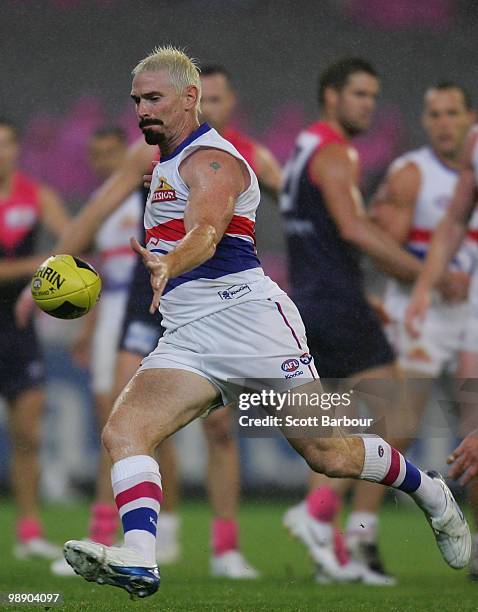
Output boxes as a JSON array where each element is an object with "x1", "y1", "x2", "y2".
[
  {"x1": 91, "y1": 291, "x2": 128, "y2": 394},
  {"x1": 385, "y1": 290, "x2": 470, "y2": 376},
  {"x1": 139, "y1": 294, "x2": 318, "y2": 406}
]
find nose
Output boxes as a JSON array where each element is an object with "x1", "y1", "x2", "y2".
[{"x1": 137, "y1": 99, "x2": 150, "y2": 118}]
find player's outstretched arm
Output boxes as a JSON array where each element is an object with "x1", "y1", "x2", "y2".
[
  {"x1": 54, "y1": 139, "x2": 155, "y2": 255},
  {"x1": 310, "y1": 143, "x2": 422, "y2": 282},
  {"x1": 132, "y1": 148, "x2": 245, "y2": 313},
  {"x1": 254, "y1": 143, "x2": 283, "y2": 197},
  {"x1": 448, "y1": 430, "x2": 478, "y2": 485},
  {"x1": 405, "y1": 131, "x2": 478, "y2": 336}
]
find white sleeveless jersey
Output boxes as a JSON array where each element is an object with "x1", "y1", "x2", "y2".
[
  {"x1": 144, "y1": 123, "x2": 283, "y2": 330},
  {"x1": 95, "y1": 190, "x2": 142, "y2": 291},
  {"x1": 385, "y1": 146, "x2": 478, "y2": 310}
]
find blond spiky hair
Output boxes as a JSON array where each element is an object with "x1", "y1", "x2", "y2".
[{"x1": 133, "y1": 45, "x2": 201, "y2": 98}]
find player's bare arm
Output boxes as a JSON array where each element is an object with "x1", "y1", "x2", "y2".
[
  {"x1": 132, "y1": 147, "x2": 246, "y2": 312},
  {"x1": 406, "y1": 129, "x2": 478, "y2": 336},
  {"x1": 311, "y1": 143, "x2": 422, "y2": 282},
  {"x1": 254, "y1": 143, "x2": 283, "y2": 196},
  {"x1": 0, "y1": 185, "x2": 68, "y2": 282},
  {"x1": 38, "y1": 184, "x2": 70, "y2": 236},
  {"x1": 55, "y1": 138, "x2": 155, "y2": 255},
  {"x1": 371, "y1": 160, "x2": 470, "y2": 302},
  {"x1": 370, "y1": 161, "x2": 420, "y2": 245}
]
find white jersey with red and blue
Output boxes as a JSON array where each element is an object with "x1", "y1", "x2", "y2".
[
  {"x1": 385, "y1": 146, "x2": 478, "y2": 313},
  {"x1": 144, "y1": 123, "x2": 283, "y2": 330}
]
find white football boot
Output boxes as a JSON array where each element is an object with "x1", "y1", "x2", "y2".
[
  {"x1": 210, "y1": 550, "x2": 260, "y2": 579},
  {"x1": 423, "y1": 472, "x2": 471, "y2": 569},
  {"x1": 64, "y1": 540, "x2": 159, "y2": 598},
  {"x1": 283, "y1": 502, "x2": 360, "y2": 583},
  {"x1": 14, "y1": 538, "x2": 62, "y2": 560}
]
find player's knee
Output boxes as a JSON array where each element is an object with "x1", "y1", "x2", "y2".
[{"x1": 102, "y1": 410, "x2": 167, "y2": 457}]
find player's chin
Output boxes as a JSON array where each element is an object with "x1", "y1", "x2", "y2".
[{"x1": 143, "y1": 130, "x2": 162, "y2": 145}]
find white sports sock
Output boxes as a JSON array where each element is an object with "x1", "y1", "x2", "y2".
[
  {"x1": 111, "y1": 455, "x2": 163, "y2": 566},
  {"x1": 346, "y1": 512, "x2": 378, "y2": 543},
  {"x1": 360, "y1": 436, "x2": 446, "y2": 517}
]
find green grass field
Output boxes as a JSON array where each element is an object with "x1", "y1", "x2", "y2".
[{"x1": 1, "y1": 499, "x2": 477, "y2": 611}]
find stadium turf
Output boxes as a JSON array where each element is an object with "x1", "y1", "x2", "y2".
[{"x1": 1, "y1": 499, "x2": 477, "y2": 611}]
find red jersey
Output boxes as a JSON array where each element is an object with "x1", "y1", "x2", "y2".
[
  {"x1": 0, "y1": 172, "x2": 41, "y2": 306},
  {"x1": 222, "y1": 127, "x2": 258, "y2": 174}
]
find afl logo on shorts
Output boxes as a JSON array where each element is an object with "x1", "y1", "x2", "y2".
[
  {"x1": 281, "y1": 358, "x2": 300, "y2": 373},
  {"x1": 299, "y1": 353, "x2": 312, "y2": 365},
  {"x1": 152, "y1": 177, "x2": 177, "y2": 202}
]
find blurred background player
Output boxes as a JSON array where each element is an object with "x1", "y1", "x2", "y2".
[
  {"x1": 0, "y1": 118, "x2": 68, "y2": 559},
  {"x1": 51, "y1": 127, "x2": 142, "y2": 575},
  {"x1": 406, "y1": 116, "x2": 478, "y2": 577},
  {"x1": 371, "y1": 81, "x2": 478, "y2": 577},
  {"x1": 200, "y1": 65, "x2": 283, "y2": 195},
  {"x1": 279, "y1": 59, "x2": 468, "y2": 584},
  {"x1": 44, "y1": 64, "x2": 282, "y2": 579}
]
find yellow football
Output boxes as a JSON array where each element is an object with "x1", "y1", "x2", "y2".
[{"x1": 31, "y1": 254, "x2": 101, "y2": 319}]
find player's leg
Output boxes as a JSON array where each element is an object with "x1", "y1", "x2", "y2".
[
  {"x1": 277, "y1": 417, "x2": 470, "y2": 571},
  {"x1": 285, "y1": 296, "x2": 402, "y2": 583},
  {"x1": 118, "y1": 278, "x2": 182, "y2": 564},
  {"x1": 64, "y1": 366, "x2": 219, "y2": 597},
  {"x1": 202, "y1": 407, "x2": 259, "y2": 578},
  {"x1": 344, "y1": 362, "x2": 432, "y2": 583},
  {"x1": 9, "y1": 387, "x2": 61, "y2": 559},
  {"x1": 6, "y1": 318, "x2": 60, "y2": 560}
]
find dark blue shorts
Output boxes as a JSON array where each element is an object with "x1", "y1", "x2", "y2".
[
  {"x1": 295, "y1": 294, "x2": 395, "y2": 379},
  {"x1": 0, "y1": 313, "x2": 45, "y2": 401},
  {"x1": 118, "y1": 256, "x2": 163, "y2": 357}
]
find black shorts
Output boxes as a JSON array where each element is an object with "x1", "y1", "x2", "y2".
[
  {"x1": 118, "y1": 256, "x2": 163, "y2": 357},
  {"x1": 295, "y1": 294, "x2": 395, "y2": 379},
  {"x1": 0, "y1": 312, "x2": 45, "y2": 401}
]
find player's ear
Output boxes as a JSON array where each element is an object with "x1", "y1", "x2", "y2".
[
  {"x1": 184, "y1": 84, "x2": 200, "y2": 112},
  {"x1": 323, "y1": 86, "x2": 339, "y2": 111}
]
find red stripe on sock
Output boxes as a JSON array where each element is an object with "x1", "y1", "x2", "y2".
[
  {"x1": 381, "y1": 447, "x2": 400, "y2": 486},
  {"x1": 115, "y1": 481, "x2": 163, "y2": 509}
]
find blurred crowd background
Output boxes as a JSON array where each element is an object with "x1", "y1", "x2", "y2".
[{"x1": 2, "y1": 0, "x2": 478, "y2": 500}]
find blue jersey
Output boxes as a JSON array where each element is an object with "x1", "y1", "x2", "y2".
[{"x1": 280, "y1": 121, "x2": 362, "y2": 304}]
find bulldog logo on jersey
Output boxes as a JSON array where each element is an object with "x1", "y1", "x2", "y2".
[{"x1": 152, "y1": 177, "x2": 177, "y2": 202}]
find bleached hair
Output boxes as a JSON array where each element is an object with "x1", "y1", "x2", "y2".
[{"x1": 132, "y1": 45, "x2": 201, "y2": 101}]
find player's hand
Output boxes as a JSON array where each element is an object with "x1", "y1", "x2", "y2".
[
  {"x1": 439, "y1": 270, "x2": 470, "y2": 303},
  {"x1": 14, "y1": 284, "x2": 36, "y2": 329},
  {"x1": 143, "y1": 160, "x2": 158, "y2": 189},
  {"x1": 130, "y1": 237, "x2": 170, "y2": 313},
  {"x1": 405, "y1": 284, "x2": 430, "y2": 338},
  {"x1": 448, "y1": 430, "x2": 478, "y2": 485},
  {"x1": 366, "y1": 293, "x2": 392, "y2": 325}
]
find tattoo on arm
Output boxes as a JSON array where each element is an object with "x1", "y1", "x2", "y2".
[{"x1": 210, "y1": 161, "x2": 221, "y2": 172}]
